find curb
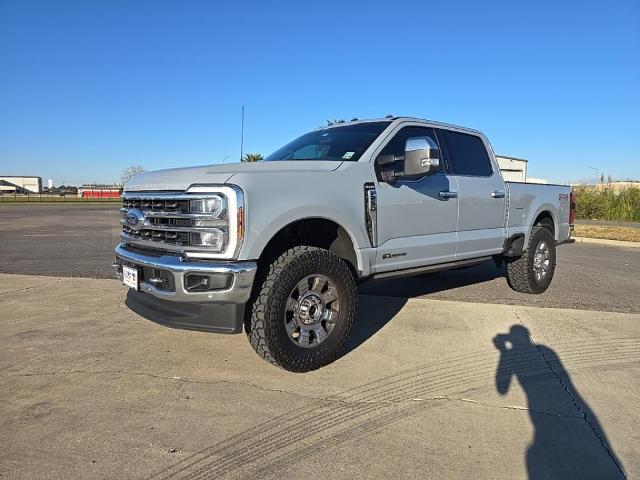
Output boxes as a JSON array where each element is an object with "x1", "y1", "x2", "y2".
[{"x1": 572, "y1": 237, "x2": 640, "y2": 248}]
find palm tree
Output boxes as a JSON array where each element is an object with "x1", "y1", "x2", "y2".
[{"x1": 242, "y1": 153, "x2": 263, "y2": 162}]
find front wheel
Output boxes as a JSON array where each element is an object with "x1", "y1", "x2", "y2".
[
  {"x1": 506, "y1": 226, "x2": 556, "y2": 294},
  {"x1": 246, "y1": 246, "x2": 357, "y2": 372}
]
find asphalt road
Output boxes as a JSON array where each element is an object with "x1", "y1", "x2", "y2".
[{"x1": 1, "y1": 204, "x2": 639, "y2": 313}]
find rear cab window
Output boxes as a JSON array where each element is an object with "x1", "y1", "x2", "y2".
[{"x1": 439, "y1": 129, "x2": 493, "y2": 176}]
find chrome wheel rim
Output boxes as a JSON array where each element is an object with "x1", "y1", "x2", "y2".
[
  {"x1": 284, "y1": 274, "x2": 340, "y2": 348},
  {"x1": 533, "y1": 241, "x2": 551, "y2": 283}
]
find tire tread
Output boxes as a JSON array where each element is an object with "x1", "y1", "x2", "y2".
[
  {"x1": 506, "y1": 226, "x2": 555, "y2": 294},
  {"x1": 246, "y1": 246, "x2": 356, "y2": 372}
]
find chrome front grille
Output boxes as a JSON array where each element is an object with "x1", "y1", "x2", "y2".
[
  {"x1": 122, "y1": 198, "x2": 190, "y2": 214},
  {"x1": 120, "y1": 192, "x2": 228, "y2": 253},
  {"x1": 147, "y1": 216, "x2": 194, "y2": 228},
  {"x1": 121, "y1": 226, "x2": 191, "y2": 245}
]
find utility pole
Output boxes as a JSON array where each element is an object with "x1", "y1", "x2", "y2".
[{"x1": 240, "y1": 105, "x2": 245, "y2": 162}]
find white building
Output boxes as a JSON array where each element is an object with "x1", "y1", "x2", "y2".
[
  {"x1": 0, "y1": 176, "x2": 42, "y2": 193},
  {"x1": 495, "y1": 156, "x2": 549, "y2": 183},
  {"x1": 526, "y1": 176, "x2": 548, "y2": 184},
  {"x1": 496, "y1": 156, "x2": 528, "y2": 182}
]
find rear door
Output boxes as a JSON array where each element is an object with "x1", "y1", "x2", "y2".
[
  {"x1": 373, "y1": 125, "x2": 459, "y2": 272},
  {"x1": 438, "y1": 129, "x2": 506, "y2": 259}
]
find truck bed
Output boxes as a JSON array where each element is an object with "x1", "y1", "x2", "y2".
[{"x1": 505, "y1": 181, "x2": 572, "y2": 244}]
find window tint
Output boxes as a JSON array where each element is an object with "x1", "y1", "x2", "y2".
[
  {"x1": 264, "y1": 121, "x2": 390, "y2": 162},
  {"x1": 378, "y1": 126, "x2": 442, "y2": 176},
  {"x1": 440, "y1": 130, "x2": 492, "y2": 176},
  {"x1": 380, "y1": 126, "x2": 438, "y2": 157}
]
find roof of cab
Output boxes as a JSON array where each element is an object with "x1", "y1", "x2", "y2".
[{"x1": 321, "y1": 116, "x2": 484, "y2": 136}]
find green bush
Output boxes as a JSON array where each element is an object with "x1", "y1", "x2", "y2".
[{"x1": 574, "y1": 186, "x2": 640, "y2": 222}]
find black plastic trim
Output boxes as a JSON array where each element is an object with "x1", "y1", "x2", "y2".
[
  {"x1": 371, "y1": 257, "x2": 492, "y2": 280},
  {"x1": 125, "y1": 290, "x2": 245, "y2": 334},
  {"x1": 502, "y1": 234, "x2": 526, "y2": 257}
]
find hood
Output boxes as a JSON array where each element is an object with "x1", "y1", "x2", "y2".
[{"x1": 125, "y1": 161, "x2": 343, "y2": 192}]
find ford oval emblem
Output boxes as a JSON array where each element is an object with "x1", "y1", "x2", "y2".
[{"x1": 125, "y1": 208, "x2": 145, "y2": 230}]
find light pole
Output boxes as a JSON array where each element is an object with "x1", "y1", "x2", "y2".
[
  {"x1": 240, "y1": 105, "x2": 245, "y2": 163},
  {"x1": 221, "y1": 155, "x2": 231, "y2": 164},
  {"x1": 588, "y1": 166, "x2": 598, "y2": 185}
]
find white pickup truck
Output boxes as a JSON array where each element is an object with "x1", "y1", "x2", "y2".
[{"x1": 115, "y1": 117, "x2": 574, "y2": 371}]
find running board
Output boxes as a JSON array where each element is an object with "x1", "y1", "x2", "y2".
[{"x1": 371, "y1": 257, "x2": 493, "y2": 280}]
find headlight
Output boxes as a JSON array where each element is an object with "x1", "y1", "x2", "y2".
[
  {"x1": 190, "y1": 229, "x2": 225, "y2": 248},
  {"x1": 184, "y1": 185, "x2": 244, "y2": 259},
  {"x1": 188, "y1": 194, "x2": 227, "y2": 251},
  {"x1": 190, "y1": 196, "x2": 225, "y2": 216}
]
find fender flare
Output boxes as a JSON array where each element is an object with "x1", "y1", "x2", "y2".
[{"x1": 242, "y1": 211, "x2": 369, "y2": 274}]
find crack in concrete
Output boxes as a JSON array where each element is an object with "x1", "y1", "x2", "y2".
[
  {"x1": 0, "y1": 278, "x2": 65, "y2": 297},
  {"x1": 10, "y1": 368, "x2": 580, "y2": 419},
  {"x1": 418, "y1": 396, "x2": 583, "y2": 419},
  {"x1": 11, "y1": 369, "x2": 332, "y2": 403},
  {"x1": 513, "y1": 309, "x2": 627, "y2": 479}
]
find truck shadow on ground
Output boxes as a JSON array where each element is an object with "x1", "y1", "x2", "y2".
[
  {"x1": 343, "y1": 261, "x2": 503, "y2": 356},
  {"x1": 340, "y1": 294, "x2": 408, "y2": 357}
]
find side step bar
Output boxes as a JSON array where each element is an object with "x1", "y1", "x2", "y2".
[{"x1": 371, "y1": 256, "x2": 493, "y2": 281}]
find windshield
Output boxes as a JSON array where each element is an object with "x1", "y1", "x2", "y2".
[{"x1": 264, "y1": 121, "x2": 391, "y2": 162}]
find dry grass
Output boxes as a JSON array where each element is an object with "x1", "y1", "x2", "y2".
[
  {"x1": 574, "y1": 224, "x2": 640, "y2": 242},
  {"x1": 574, "y1": 186, "x2": 640, "y2": 222}
]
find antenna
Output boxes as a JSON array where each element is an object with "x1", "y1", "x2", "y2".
[{"x1": 240, "y1": 105, "x2": 245, "y2": 162}]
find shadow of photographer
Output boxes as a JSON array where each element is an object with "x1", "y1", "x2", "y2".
[{"x1": 493, "y1": 325, "x2": 625, "y2": 479}]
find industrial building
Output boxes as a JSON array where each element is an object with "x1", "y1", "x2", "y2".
[
  {"x1": 496, "y1": 156, "x2": 528, "y2": 182},
  {"x1": 77, "y1": 184, "x2": 122, "y2": 198},
  {"x1": 496, "y1": 156, "x2": 547, "y2": 184},
  {"x1": 0, "y1": 176, "x2": 42, "y2": 193}
]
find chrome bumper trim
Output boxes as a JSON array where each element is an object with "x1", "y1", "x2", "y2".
[{"x1": 114, "y1": 243, "x2": 256, "y2": 303}]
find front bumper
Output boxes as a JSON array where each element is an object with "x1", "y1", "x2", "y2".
[
  {"x1": 114, "y1": 243, "x2": 256, "y2": 303},
  {"x1": 114, "y1": 243, "x2": 257, "y2": 334}
]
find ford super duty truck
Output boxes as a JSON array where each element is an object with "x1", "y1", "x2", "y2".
[{"x1": 114, "y1": 117, "x2": 575, "y2": 372}]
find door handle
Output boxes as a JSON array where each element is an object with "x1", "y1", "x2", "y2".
[
  {"x1": 491, "y1": 190, "x2": 505, "y2": 198},
  {"x1": 439, "y1": 190, "x2": 458, "y2": 199}
]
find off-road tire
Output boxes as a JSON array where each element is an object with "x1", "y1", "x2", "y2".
[
  {"x1": 246, "y1": 246, "x2": 357, "y2": 372},
  {"x1": 506, "y1": 226, "x2": 556, "y2": 294}
]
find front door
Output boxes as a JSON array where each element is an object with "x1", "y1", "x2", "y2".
[{"x1": 373, "y1": 125, "x2": 459, "y2": 273}]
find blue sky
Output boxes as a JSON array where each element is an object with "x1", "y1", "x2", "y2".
[{"x1": 1, "y1": 0, "x2": 638, "y2": 185}]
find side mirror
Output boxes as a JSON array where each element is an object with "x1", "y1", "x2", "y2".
[{"x1": 403, "y1": 137, "x2": 440, "y2": 177}]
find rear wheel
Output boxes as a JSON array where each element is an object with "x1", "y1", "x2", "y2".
[
  {"x1": 246, "y1": 246, "x2": 357, "y2": 372},
  {"x1": 506, "y1": 226, "x2": 556, "y2": 294}
]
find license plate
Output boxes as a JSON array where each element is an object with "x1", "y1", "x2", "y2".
[{"x1": 122, "y1": 265, "x2": 139, "y2": 290}]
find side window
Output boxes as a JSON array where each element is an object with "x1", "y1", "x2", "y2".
[
  {"x1": 439, "y1": 130, "x2": 493, "y2": 176},
  {"x1": 377, "y1": 126, "x2": 442, "y2": 177}
]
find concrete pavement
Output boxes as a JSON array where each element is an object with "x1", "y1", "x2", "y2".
[
  {"x1": 1, "y1": 273, "x2": 638, "y2": 479},
  {"x1": 572, "y1": 236, "x2": 640, "y2": 248}
]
